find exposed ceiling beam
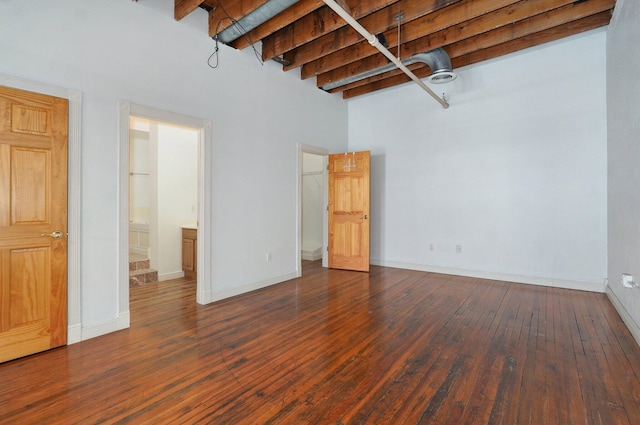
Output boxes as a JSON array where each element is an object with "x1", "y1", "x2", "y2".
[
  {"x1": 304, "y1": 0, "x2": 573, "y2": 80},
  {"x1": 261, "y1": 0, "x2": 401, "y2": 61},
  {"x1": 331, "y1": 1, "x2": 612, "y2": 92},
  {"x1": 229, "y1": 0, "x2": 325, "y2": 50},
  {"x1": 335, "y1": 0, "x2": 352, "y2": 15},
  {"x1": 341, "y1": 11, "x2": 612, "y2": 98},
  {"x1": 316, "y1": 0, "x2": 610, "y2": 89},
  {"x1": 175, "y1": 0, "x2": 204, "y2": 21},
  {"x1": 170, "y1": 0, "x2": 614, "y2": 99},
  {"x1": 283, "y1": 0, "x2": 510, "y2": 71},
  {"x1": 209, "y1": 0, "x2": 272, "y2": 37}
]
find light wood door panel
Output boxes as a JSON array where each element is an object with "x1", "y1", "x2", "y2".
[
  {"x1": 328, "y1": 151, "x2": 370, "y2": 272},
  {"x1": 12, "y1": 147, "x2": 49, "y2": 224},
  {"x1": 0, "y1": 85, "x2": 68, "y2": 363}
]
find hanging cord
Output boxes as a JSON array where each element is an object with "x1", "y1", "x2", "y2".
[
  {"x1": 208, "y1": 1, "x2": 263, "y2": 69},
  {"x1": 208, "y1": 14, "x2": 225, "y2": 69}
]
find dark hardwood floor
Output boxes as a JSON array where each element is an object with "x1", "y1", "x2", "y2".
[{"x1": 2, "y1": 261, "x2": 640, "y2": 424}]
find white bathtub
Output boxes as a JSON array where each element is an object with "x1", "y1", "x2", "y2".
[{"x1": 129, "y1": 222, "x2": 150, "y2": 257}]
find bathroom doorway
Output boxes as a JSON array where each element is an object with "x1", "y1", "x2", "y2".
[
  {"x1": 118, "y1": 102, "x2": 212, "y2": 315},
  {"x1": 128, "y1": 117, "x2": 198, "y2": 287}
]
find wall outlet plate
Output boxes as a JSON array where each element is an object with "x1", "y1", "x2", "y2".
[{"x1": 622, "y1": 274, "x2": 634, "y2": 288}]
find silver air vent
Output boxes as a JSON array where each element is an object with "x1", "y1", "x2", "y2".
[{"x1": 320, "y1": 48, "x2": 456, "y2": 91}]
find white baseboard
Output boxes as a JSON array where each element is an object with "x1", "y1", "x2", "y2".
[
  {"x1": 80, "y1": 311, "x2": 130, "y2": 341},
  {"x1": 606, "y1": 286, "x2": 640, "y2": 347},
  {"x1": 370, "y1": 259, "x2": 606, "y2": 293},
  {"x1": 159, "y1": 271, "x2": 185, "y2": 281},
  {"x1": 302, "y1": 252, "x2": 323, "y2": 261},
  {"x1": 302, "y1": 246, "x2": 323, "y2": 261},
  {"x1": 68, "y1": 323, "x2": 82, "y2": 344},
  {"x1": 209, "y1": 271, "x2": 299, "y2": 303},
  {"x1": 73, "y1": 270, "x2": 299, "y2": 338},
  {"x1": 197, "y1": 288, "x2": 212, "y2": 305}
]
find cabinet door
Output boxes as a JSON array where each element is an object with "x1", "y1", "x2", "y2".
[{"x1": 182, "y1": 238, "x2": 194, "y2": 272}]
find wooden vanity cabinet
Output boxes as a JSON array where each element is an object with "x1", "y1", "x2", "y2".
[{"x1": 182, "y1": 228, "x2": 197, "y2": 279}]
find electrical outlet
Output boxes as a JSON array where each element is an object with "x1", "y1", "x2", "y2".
[
  {"x1": 429, "y1": 244, "x2": 434, "y2": 251},
  {"x1": 456, "y1": 245, "x2": 461, "y2": 254},
  {"x1": 622, "y1": 274, "x2": 634, "y2": 288},
  {"x1": 266, "y1": 252, "x2": 272, "y2": 262}
]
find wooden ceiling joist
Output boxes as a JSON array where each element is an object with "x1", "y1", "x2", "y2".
[
  {"x1": 315, "y1": 0, "x2": 613, "y2": 89},
  {"x1": 303, "y1": 0, "x2": 525, "y2": 80},
  {"x1": 168, "y1": 0, "x2": 615, "y2": 99},
  {"x1": 284, "y1": 0, "x2": 507, "y2": 72},
  {"x1": 175, "y1": 0, "x2": 205, "y2": 21},
  {"x1": 261, "y1": 0, "x2": 399, "y2": 61},
  {"x1": 341, "y1": 11, "x2": 613, "y2": 99},
  {"x1": 209, "y1": 0, "x2": 272, "y2": 37},
  {"x1": 229, "y1": 0, "x2": 325, "y2": 50},
  {"x1": 331, "y1": 2, "x2": 612, "y2": 93},
  {"x1": 303, "y1": 0, "x2": 573, "y2": 80}
]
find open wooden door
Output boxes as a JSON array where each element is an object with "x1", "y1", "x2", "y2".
[
  {"x1": 328, "y1": 151, "x2": 370, "y2": 272},
  {"x1": 0, "y1": 86, "x2": 68, "y2": 363}
]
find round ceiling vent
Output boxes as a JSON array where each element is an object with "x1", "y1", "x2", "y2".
[{"x1": 427, "y1": 71, "x2": 457, "y2": 84}]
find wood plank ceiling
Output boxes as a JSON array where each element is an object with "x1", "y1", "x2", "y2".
[{"x1": 174, "y1": 0, "x2": 615, "y2": 99}]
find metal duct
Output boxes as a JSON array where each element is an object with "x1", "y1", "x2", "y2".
[
  {"x1": 320, "y1": 48, "x2": 456, "y2": 92},
  {"x1": 215, "y1": 0, "x2": 300, "y2": 44}
]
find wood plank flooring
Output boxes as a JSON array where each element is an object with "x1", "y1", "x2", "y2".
[{"x1": 2, "y1": 261, "x2": 640, "y2": 424}]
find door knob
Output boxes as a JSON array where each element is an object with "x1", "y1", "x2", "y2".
[
  {"x1": 363, "y1": 215, "x2": 368, "y2": 220},
  {"x1": 41, "y1": 230, "x2": 64, "y2": 239}
]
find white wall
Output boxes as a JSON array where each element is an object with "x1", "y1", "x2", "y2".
[
  {"x1": 302, "y1": 152, "x2": 324, "y2": 251},
  {"x1": 348, "y1": 28, "x2": 608, "y2": 291},
  {"x1": 607, "y1": 0, "x2": 640, "y2": 343},
  {"x1": 157, "y1": 123, "x2": 198, "y2": 280},
  {"x1": 129, "y1": 129, "x2": 151, "y2": 223},
  {"x1": 0, "y1": 0, "x2": 347, "y2": 332}
]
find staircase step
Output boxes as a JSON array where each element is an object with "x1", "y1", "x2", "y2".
[
  {"x1": 129, "y1": 268, "x2": 158, "y2": 286},
  {"x1": 129, "y1": 259, "x2": 150, "y2": 271}
]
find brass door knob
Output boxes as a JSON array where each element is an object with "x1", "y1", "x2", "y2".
[{"x1": 41, "y1": 230, "x2": 64, "y2": 239}]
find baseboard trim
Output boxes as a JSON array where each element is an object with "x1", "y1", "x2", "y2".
[
  {"x1": 81, "y1": 312, "x2": 130, "y2": 341},
  {"x1": 370, "y1": 259, "x2": 605, "y2": 293},
  {"x1": 159, "y1": 271, "x2": 185, "y2": 281},
  {"x1": 302, "y1": 252, "x2": 323, "y2": 261},
  {"x1": 209, "y1": 272, "x2": 299, "y2": 303},
  {"x1": 606, "y1": 286, "x2": 640, "y2": 347},
  {"x1": 197, "y1": 288, "x2": 212, "y2": 305},
  {"x1": 68, "y1": 323, "x2": 82, "y2": 344}
]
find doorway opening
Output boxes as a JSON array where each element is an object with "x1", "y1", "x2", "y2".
[
  {"x1": 298, "y1": 144, "x2": 329, "y2": 274},
  {"x1": 128, "y1": 117, "x2": 198, "y2": 287},
  {"x1": 118, "y1": 102, "x2": 212, "y2": 320}
]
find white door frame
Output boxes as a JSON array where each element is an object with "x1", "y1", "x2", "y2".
[
  {"x1": 118, "y1": 102, "x2": 213, "y2": 309},
  {"x1": 297, "y1": 143, "x2": 329, "y2": 276},
  {"x1": 0, "y1": 74, "x2": 83, "y2": 343}
]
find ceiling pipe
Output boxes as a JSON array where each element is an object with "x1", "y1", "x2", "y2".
[
  {"x1": 320, "y1": 49, "x2": 456, "y2": 92},
  {"x1": 215, "y1": 0, "x2": 300, "y2": 44},
  {"x1": 321, "y1": 0, "x2": 450, "y2": 108}
]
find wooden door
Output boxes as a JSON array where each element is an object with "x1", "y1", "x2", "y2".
[
  {"x1": 0, "y1": 86, "x2": 68, "y2": 363},
  {"x1": 328, "y1": 151, "x2": 370, "y2": 272}
]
